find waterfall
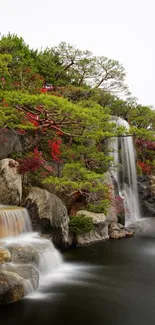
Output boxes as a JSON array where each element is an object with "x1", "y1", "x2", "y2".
[
  {"x1": 0, "y1": 205, "x2": 32, "y2": 238},
  {"x1": 110, "y1": 117, "x2": 140, "y2": 224},
  {"x1": 0, "y1": 206, "x2": 63, "y2": 298}
]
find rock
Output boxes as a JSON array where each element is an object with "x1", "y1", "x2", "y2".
[
  {"x1": 77, "y1": 210, "x2": 107, "y2": 224},
  {"x1": 0, "y1": 271, "x2": 24, "y2": 304},
  {"x1": 25, "y1": 187, "x2": 70, "y2": 248},
  {"x1": 0, "y1": 159, "x2": 22, "y2": 205},
  {"x1": 8, "y1": 245, "x2": 39, "y2": 266},
  {"x1": 151, "y1": 184, "x2": 155, "y2": 191},
  {"x1": 75, "y1": 210, "x2": 109, "y2": 246},
  {"x1": 117, "y1": 223, "x2": 124, "y2": 229},
  {"x1": 109, "y1": 223, "x2": 134, "y2": 239},
  {"x1": 124, "y1": 228, "x2": 134, "y2": 237},
  {"x1": 0, "y1": 248, "x2": 11, "y2": 264},
  {"x1": 0, "y1": 128, "x2": 22, "y2": 160},
  {"x1": 104, "y1": 172, "x2": 120, "y2": 223},
  {"x1": 150, "y1": 175, "x2": 155, "y2": 184},
  {"x1": 137, "y1": 175, "x2": 155, "y2": 217},
  {"x1": 0, "y1": 264, "x2": 39, "y2": 294},
  {"x1": 109, "y1": 228, "x2": 126, "y2": 239},
  {"x1": 109, "y1": 230, "x2": 122, "y2": 239},
  {"x1": 109, "y1": 222, "x2": 120, "y2": 231}
]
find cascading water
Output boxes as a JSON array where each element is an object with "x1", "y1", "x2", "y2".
[
  {"x1": 0, "y1": 205, "x2": 92, "y2": 302},
  {"x1": 0, "y1": 205, "x2": 32, "y2": 237},
  {"x1": 0, "y1": 205, "x2": 63, "y2": 298},
  {"x1": 110, "y1": 117, "x2": 140, "y2": 224}
]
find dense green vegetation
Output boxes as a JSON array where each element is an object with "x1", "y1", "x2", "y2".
[
  {"x1": 0, "y1": 33, "x2": 155, "y2": 213},
  {"x1": 69, "y1": 214, "x2": 94, "y2": 235}
]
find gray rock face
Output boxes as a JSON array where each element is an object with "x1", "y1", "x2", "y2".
[
  {"x1": 137, "y1": 175, "x2": 155, "y2": 216},
  {"x1": 25, "y1": 187, "x2": 70, "y2": 248},
  {"x1": 0, "y1": 271, "x2": 24, "y2": 304},
  {"x1": 75, "y1": 210, "x2": 109, "y2": 246},
  {"x1": 0, "y1": 159, "x2": 22, "y2": 205},
  {"x1": 0, "y1": 128, "x2": 22, "y2": 160}
]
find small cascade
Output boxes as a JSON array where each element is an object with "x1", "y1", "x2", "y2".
[
  {"x1": 0, "y1": 232, "x2": 63, "y2": 296},
  {"x1": 0, "y1": 206, "x2": 63, "y2": 300},
  {"x1": 110, "y1": 116, "x2": 140, "y2": 224},
  {"x1": 0, "y1": 205, "x2": 32, "y2": 238}
]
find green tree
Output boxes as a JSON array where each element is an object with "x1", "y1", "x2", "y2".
[
  {"x1": 0, "y1": 34, "x2": 41, "y2": 92},
  {"x1": 55, "y1": 42, "x2": 128, "y2": 94},
  {"x1": 36, "y1": 48, "x2": 68, "y2": 86},
  {"x1": 0, "y1": 89, "x2": 120, "y2": 210}
]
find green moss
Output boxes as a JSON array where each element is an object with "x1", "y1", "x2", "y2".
[{"x1": 69, "y1": 214, "x2": 93, "y2": 235}]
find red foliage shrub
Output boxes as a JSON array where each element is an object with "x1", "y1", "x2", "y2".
[
  {"x1": 48, "y1": 138, "x2": 62, "y2": 162},
  {"x1": 18, "y1": 147, "x2": 44, "y2": 174},
  {"x1": 138, "y1": 161, "x2": 152, "y2": 175}
]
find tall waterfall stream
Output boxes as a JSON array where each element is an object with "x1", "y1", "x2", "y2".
[{"x1": 110, "y1": 117, "x2": 140, "y2": 224}]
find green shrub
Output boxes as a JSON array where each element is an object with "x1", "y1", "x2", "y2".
[
  {"x1": 69, "y1": 214, "x2": 93, "y2": 235},
  {"x1": 87, "y1": 199, "x2": 110, "y2": 214}
]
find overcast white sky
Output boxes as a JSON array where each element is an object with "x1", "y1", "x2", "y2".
[{"x1": 1, "y1": 0, "x2": 154, "y2": 107}]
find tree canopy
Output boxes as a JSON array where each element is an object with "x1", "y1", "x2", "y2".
[{"x1": 0, "y1": 33, "x2": 155, "y2": 212}]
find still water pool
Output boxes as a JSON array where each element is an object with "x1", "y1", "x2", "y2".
[{"x1": 1, "y1": 219, "x2": 155, "y2": 325}]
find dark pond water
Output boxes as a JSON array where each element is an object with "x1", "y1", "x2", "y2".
[{"x1": 1, "y1": 219, "x2": 155, "y2": 325}]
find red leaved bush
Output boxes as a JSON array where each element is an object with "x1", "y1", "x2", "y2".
[
  {"x1": 138, "y1": 161, "x2": 152, "y2": 175},
  {"x1": 48, "y1": 138, "x2": 62, "y2": 162},
  {"x1": 18, "y1": 147, "x2": 44, "y2": 174},
  {"x1": 135, "y1": 139, "x2": 155, "y2": 151}
]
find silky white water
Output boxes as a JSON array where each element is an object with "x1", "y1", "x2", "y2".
[
  {"x1": 0, "y1": 206, "x2": 92, "y2": 300},
  {"x1": 110, "y1": 117, "x2": 140, "y2": 224},
  {"x1": 0, "y1": 204, "x2": 65, "y2": 297},
  {"x1": 0, "y1": 231, "x2": 63, "y2": 296}
]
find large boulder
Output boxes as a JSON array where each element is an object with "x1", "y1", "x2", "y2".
[
  {"x1": 0, "y1": 159, "x2": 22, "y2": 205},
  {"x1": 25, "y1": 187, "x2": 70, "y2": 248},
  {"x1": 0, "y1": 264, "x2": 39, "y2": 295},
  {"x1": 75, "y1": 210, "x2": 109, "y2": 246},
  {"x1": 0, "y1": 271, "x2": 24, "y2": 304},
  {"x1": 0, "y1": 128, "x2": 22, "y2": 160}
]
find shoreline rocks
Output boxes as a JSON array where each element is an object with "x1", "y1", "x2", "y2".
[
  {"x1": 109, "y1": 222, "x2": 134, "y2": 239},
  {"x1": 75, "y1": 210, "x2": 109, "y2": 247}
]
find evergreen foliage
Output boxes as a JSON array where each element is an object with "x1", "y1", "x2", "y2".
[
  {"x1": 0, "y1": 33, "x2": 155, "y2": 211},
  {"x1": 69, "y1": 214, "x2": 94, "y2": 235}
]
